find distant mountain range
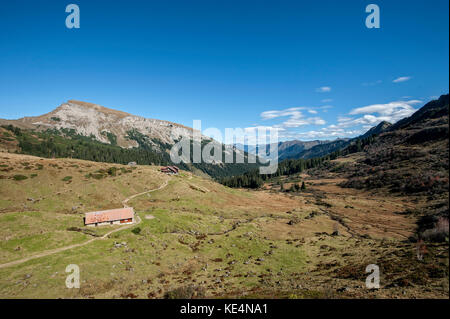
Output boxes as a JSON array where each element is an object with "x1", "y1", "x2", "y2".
[
  {"x1": 222, "y1": 93, "x2": 449, "y2": 193},
  {"x1": 234, "y1": 140, "x2": 335, "y2": 160},
  {"x1": 234, "y1": 95, "x2": 449, "y2": 161},
  {"x1": 1, "y1": 95, "x2": 448, "y2": 179},
  {"x1": 234, "y1": 118, "x2": 394, "y2": 161}
]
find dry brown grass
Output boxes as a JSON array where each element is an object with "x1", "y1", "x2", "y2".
[{"x1": 0, "y1": 152, "x2": 447, "y2": 299}]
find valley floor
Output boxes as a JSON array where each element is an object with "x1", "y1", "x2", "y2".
[{"x1": 0, "y1": 152, "x2": 448, "y2": 299}]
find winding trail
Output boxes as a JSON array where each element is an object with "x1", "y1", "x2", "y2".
[
  {"x1": 0, "y1": 177, "x2": 170, "y2": 270},
  {"x1": 122, "y1": 178, "x2": 169, "y2": 207}
]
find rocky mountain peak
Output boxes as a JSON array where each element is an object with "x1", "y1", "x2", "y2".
[{"x1": 2, "y1": 100, "x2": 198, "y2": 148}]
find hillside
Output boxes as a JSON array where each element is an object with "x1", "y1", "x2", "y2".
[
  {"x1": 235, "y1": 140, "x2": 332, "y2": 160},
  {"x1": 0, "y1": 100, "x2": 193, "y2": 148},
  {"x1": 222, "y1": 95, "x2": 449, "y2": 241},
  {"x1": 326, "y1": 95, "x2": 449, "y2": 197},
  {"x1": 359, "y1": 121, "x2": 392, "y2": 139},
  {"x1": 325, "y1": 95, "x2": 449, "y2": 241},
  {"x1": 0, "y1": 150, "x2": 447, "y2": 298},
  {"x1": 1, "y1": 151, "x2": 448, "y2": 298},
  {"x1": 0, "y1": 96, "x2": 448, "y2": 299},
  {"x1": 0, "y1": 100, "x2": 258, "y2": 179}
]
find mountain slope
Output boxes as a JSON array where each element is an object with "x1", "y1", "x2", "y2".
[
  {"x1": 0, "y1": 100, "x2": 197, "y2": 149},
  {"x1": 0, "y1": 100, "x2": 258, "y2": 178},
  {"x1": 314, "y1": 94, "x2": 449, "y2": 240},
  {"x1": 360, "y1": 121, "x2": 392, "y2": 140},
  {"x1": 235, "y1": 140, "x2": 331, "y2": 160},
  {"x1": 294, "y1": 138, "x2": 350, "y2": 159},
  {"x1": 390, "y1": 94, "x2": 449, "y2": 131},
  {"x1": 223, "y1": 94, "x2": 449, "y2": 207},
  {"x1": 338, "y1": 94, "x2": 449, "y2": 191},
  {"x1": 2, "y1": 151, "x2": 447, "y2": 299}
]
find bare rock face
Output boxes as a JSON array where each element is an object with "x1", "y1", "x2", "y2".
[
  {"x1": 7, "y1": 100, "x2": 199, "y2": 148},
  {"x1": 0, "y1": 99, "x2": 252, "y2": 166}
]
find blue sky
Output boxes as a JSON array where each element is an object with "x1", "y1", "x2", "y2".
[{"x1": 0, "y1": 0, "x2": 448, "y2": 142}]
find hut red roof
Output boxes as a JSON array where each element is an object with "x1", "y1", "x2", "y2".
[
  {"x1": 161, "y1": 166, "x2": 179, "y2": 173},
  {"x1": 85, "y1": 207, "x2": 134, "y2": 225}
]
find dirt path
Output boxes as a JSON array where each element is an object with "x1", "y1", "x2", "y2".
[
  {"x1": 0, "y1": 216, "x2": 142, "y2": 270},
  {"x1": 0, "y1": 178, "x2": 170, "y2": 270},
  {"x1": 122, "y1": 178, "x2": 169, "y2": 207}
]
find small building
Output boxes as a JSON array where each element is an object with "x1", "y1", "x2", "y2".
[
  {"x1": 84, "y1": 207, "x2": 135, "y2": 227},
  {"x1": 161, "y1": 166, "x2": 179, "y2": 175}
]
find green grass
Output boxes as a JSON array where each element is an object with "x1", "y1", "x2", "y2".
[
  {"x1": 0, "y1": 211, "x2": 88, "y2": 263},
  {"x1": 2, "y1": 153, "x2": 443, "y2": 299}
]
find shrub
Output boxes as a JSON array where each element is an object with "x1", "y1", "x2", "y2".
[
  {"x1": 421, "y1": 217, "x2": 449, "y2": 242},
  {"x1": 131, "y1": 227, "x2": 141, "y2": 235},
  {"x1": 164, "y1": 285, "x2": 206, "y2": 299},
  {"x1": 62, "y1": 176, "x2": 72, "y2": 182},
  {"x1": 107, "y1": 167, "x2": 117, "y2": 176},
  {"x1": 13, "y1": 175, "x2": 28, "y2": 181},
  {"x1": 67, "y1": 226, "x2": 81, "y2": 231}
]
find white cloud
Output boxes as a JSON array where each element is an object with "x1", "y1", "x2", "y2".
[
  {"x1": 320, "y1": 105, "x2": 333, "y2": 113},
  {"x1": 316, "y1": 86, "x2": 331, "y2": 93},
  {"x1": 260, "y1": 107, "x2": 303, "y2": 121},
  {"x1": 321, "y1": 99, "x2": 333, "y2": 103},
  {"x1": 393, "y1": 76, "x2": 412, "y2": 83},
  {"x1": 281, "y1": 117, "x2": 326, "y2": 128},
  {"x1": 350, "y1": 100, "x2": 421, "y2": 119},
  {"x1": 279, "y1": 126, "x2": 363, "y2": 140},
  {"x1": 226, "y1": 126, "x2": 283, "y2": 145},
  {"x1": 310, "y1": 117, "x2": 326, "y2": 125},
  {"x1": 260, "y1": 106, "x2": 326, "y2": 129},
  {"x1": 325, "y1": 99, "x2": 421, "y2": 133},
  {"x1": 288, "y1": 98, "x2": 422, "y2": 141},
  {"x1": 252, "y1": 98, "x2": 422, "y2": 142},
  {"x1": 337, "y1": 116, "x2": 352, "y2": 123}
]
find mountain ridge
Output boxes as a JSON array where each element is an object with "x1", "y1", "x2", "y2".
[
  {"x1": 0, "y1": 100, "x2": 259, "y2": 179},
  {"x1": 1, "y1": 100, "x2": 199, "y2": 149}
]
